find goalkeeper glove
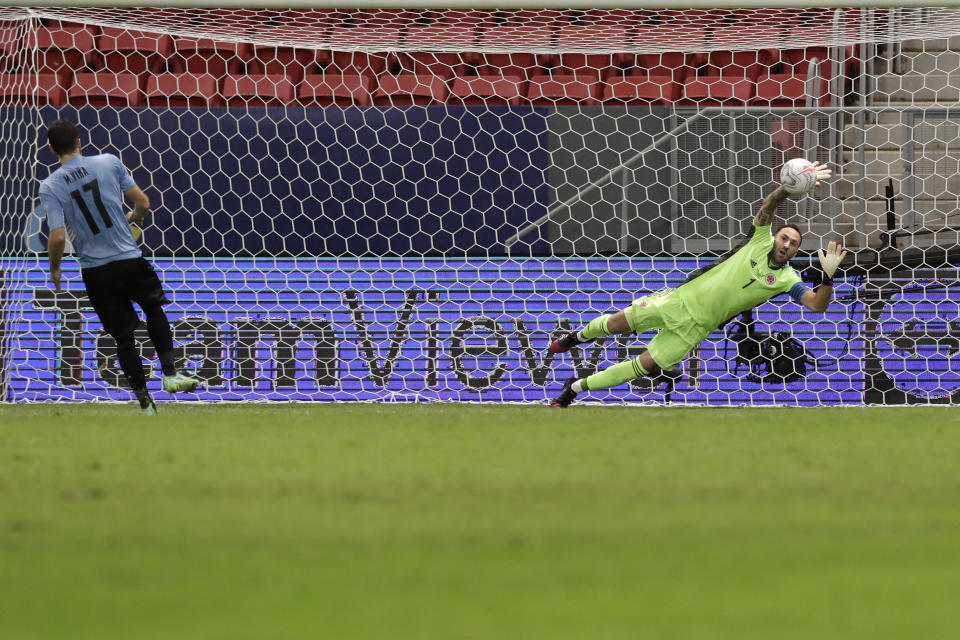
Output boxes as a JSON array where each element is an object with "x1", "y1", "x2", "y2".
[
  {"x1": 811, "y1": 161, "x2": 832, "y2": 187},
  {"x1": 817, "y1": 240, "x2": 847, "y2": 284}
]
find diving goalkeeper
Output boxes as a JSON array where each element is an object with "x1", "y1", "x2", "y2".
[{"x1": 549, "y1": 161, "x2": 846, "y2": 408}]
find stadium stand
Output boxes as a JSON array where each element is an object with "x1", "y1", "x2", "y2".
[
  {"x1": 69, "y1": 71, "x2": 143, "y2": 106},
  {"x1": 0, "y1": 10, "x2": 861, "y2": 108},
  {"x1": 95, "y1": 27, "x2": 173, "y2": 74},
  {"x1": 171, "y1": 38, "x2": 253, "y2": 77}
]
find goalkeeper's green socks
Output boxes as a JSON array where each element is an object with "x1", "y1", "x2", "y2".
[
  {"x1": 582, "y1": 356, "x2": 650, "y2": 392},
  {"x1": 577, "y1": 314, "x2": 612, "y2": 342}
]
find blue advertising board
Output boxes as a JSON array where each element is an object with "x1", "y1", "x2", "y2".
[{"x1": 3, "y1": 256, "x2": 957, "y2": 405}]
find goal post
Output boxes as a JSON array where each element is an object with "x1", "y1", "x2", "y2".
[{"x1": 1, "y1": 6, "x2": 959, "y2": 405}]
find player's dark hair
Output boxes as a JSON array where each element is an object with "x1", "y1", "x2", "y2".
[
  {"x1": 775, "y1": 223, "x2": 803, "y2": 244},
  {"x1": 47, "y1": 119, "x2": 80, "y2": 156}
]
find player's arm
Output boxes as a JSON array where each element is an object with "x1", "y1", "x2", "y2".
[
  {"x1": 48, "y1": 226, "x2": 66, "y2": 292},
  {"x1": 753, "y1": 185, "x2": 790, "y2": 227},
  {"x1": 800, "y1": 284, "x2": 832, "y2": 313},
  {"x1": 39, "y1": 186, "x2": 67, "y2": 291},
  {"x1": 124, "y1": 185, "x2": 151, "y2": 225},
  {"x1": 799, "y1": 240, "x2": 847, "y2": 312}
]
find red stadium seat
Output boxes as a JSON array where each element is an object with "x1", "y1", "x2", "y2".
[
  {"x1": 96, "y1": 27, "x2": 174, "y2": 74},
  {"x1": 682, "y1": 74, "x2": 756, "y2": 105},
  {"x1": 448, "y1": 74, "x2": 526, "y2": 105},
  {"x1": 633, "y1": 25, "x2": 709, "y2": 56},
  {"x1": 172, "y1": 38, "x2": 252, "y2": 77},
  {"x1": 299, "y1": 73, "x2": 372, "y2": 106},
  {"x1": 249, "y1": 24, "x2": 332, "y2": 82},
  {"x1": 372, "y1": 73, "x2": 449, "y2": 105},
  {"x1": 752, "y1": 72, "x2": 829, "y2": 106},
  {"x1": 0, "y1": 73, "x2": 66, "y2": 105},
  {"x1": 145, "y1": 72, "x2": 222, "y2": 107},
  {"x1": 476, "y1": 24, "x2": 557, "y2": 76},
  {"x1": 390, "y1": 52, "x2": 466, "y2": 80},
  {"x1": 526, "y1": 72, "x2": 601, "y2": 105},
  {"x1": 69, "y1": 72, "x2": 143, "y2": 106},
  {"x1": 35, "y1": 25, "x2": 96, "y2": 81},
  {"x1": 404, "y1": 23, "x2": 478, "y2": 50},
  {"x1": 327, "y1": 50, "x2": 388, "y2": 76},
  {"x1": 325, "y1": 24, "x2": 394, "y2": 75},
  {"x1": 0, "y1": 22, "x2": 26, "y2": 72},
  {"x1": 223, "y1": 74, "x2": 295, "y2": 106},
  {"x1": 328, "y1": 24, "x2": 402, "y2": 49},
  {"x1": 603, "y1": 73, "x2": 679, "y2": 105},
  {"x1": 469, "y1": 52, "x2": 548, "y2": 81},
  {"x1": 619, "y1": 52, "x2": 700, "y2": 83},
  {"x1": 554, "y1": 24, "x2": 632, "y2": 75},
  {"x1": 249, "y1": 46, "x2": 322, "y2": 83},
  {"x1": 699, "y1": 50, "x2": 767, "y2": 80}
]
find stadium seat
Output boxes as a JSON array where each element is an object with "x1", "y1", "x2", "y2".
[
  {"x1": 633, "y1": 24, "x2": 709, "y2": 56},
  {"x1": 680, "y1": 49, "x2": 763, "y2": 105},
  {"x1": 0, "y1": 22, "x2": 27, "y2": 73},
  {"x1": 328, "y1": 24, "x2": 402, "y2": 50},
  {"x1": 248, "y1": 45, "x2": 323, "y2": 83},
  {"x1": 96, "y1": 27, "x2": 174, "y2": 74},
  {"x1": 469, "y1": 52, "x2": 547, "y2": 81},
  {"x1": 682, "y1": 74, "x2": 757, "y2": 105},
  {"x1": 327, "y1": 50, "x2": 388, "y2": 76},
  {"x1": 172, "y1": 37, "x2": 253, "y2": 77},
  {"x1": 69, "y1": 72, "x2": 144, "y2": 106},
  {"x1": 0, "y1": 73, "x2": 66, "y2": 105},
  {"x1": 372, "y1": 73, "x2": 449, "y2": 105},
  {"x1": 752, "y1": 71, "x2": 830, "y2": 106},
  {"x1": 390, "y1": 52, "x2": 466, "y2": 80},
  {"x1": 222, "y1": 74, "x2": 295, "y2": 106},
  {"x1": 448, "y1": 73, "x2": 526, "y2": 105},
  {"x1": 298, "y1": 73, "x2": 372, "y2": 106},
  {"x1": 602, "y1": 73, "x2": 679, "y2": 105},
  {"x1": 249, "y1": 23, "x2": 333, "y2": 82},
  {"x1": 617, "y1": 52, "x2": 701, "y2": 83},
  {"x1": 325, "y1": 23, "x2": 395, "y2": 75},
  {"x1": 708, "y1": 13, "x2": 786, "y2": 51},
  {"x1": 404, "y1": 23, "x2": 478, "y2": 50},
  {"x1": 554, "y1": 24, "x2": 632, "y2": 76},
  {"x1": 145, "y1": 72, "x2": 222, "y2": 107},
  {"x1": 35, "y1": 25, "x2": 96, "y2": 81},
  {"x1": 700, "y1": 50, "x2": 767, "y2": 80},
  {"x1": 476, "y1": 24, "x2": 557, "y2": 77},
  {"x1": 526, "y1": 72, "x2": 601, "y2": 105},
  {"x1": 398, "y1": 22, "x2": 478, "y2": 77}
]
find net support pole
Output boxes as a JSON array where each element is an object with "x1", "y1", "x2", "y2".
[{"x1": 901, "y1": 109, "x2": 916, "y2": 246}]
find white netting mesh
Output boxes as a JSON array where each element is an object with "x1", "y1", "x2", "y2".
[{"x1": 1, "y1": 7, "x2": 959, "y2": 405}]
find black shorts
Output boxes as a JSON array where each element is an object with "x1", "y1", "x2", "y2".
[{"x1": 81, "y1": 257, "x2": 170, "y2": 338}]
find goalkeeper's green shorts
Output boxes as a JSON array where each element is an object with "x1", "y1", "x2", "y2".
[{"x1": 623, "y1": 290, "x2": 711, "y2": 369}]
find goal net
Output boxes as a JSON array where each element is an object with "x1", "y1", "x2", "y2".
[{"x1": 2, "y1": 6, "x2": 959, "y2": 405}]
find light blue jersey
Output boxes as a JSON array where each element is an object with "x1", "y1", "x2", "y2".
[{"x1": 38, "y1": 153, "x2": 141, "y2": 269}]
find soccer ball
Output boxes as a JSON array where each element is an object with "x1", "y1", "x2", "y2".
[{"x1": 780, "y1": 158, "x2": 817, "y2": 196}]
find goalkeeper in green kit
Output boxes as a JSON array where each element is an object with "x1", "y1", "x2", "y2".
[{"x1": 549, "y1": 161, "x2": 846, "y2": 408}]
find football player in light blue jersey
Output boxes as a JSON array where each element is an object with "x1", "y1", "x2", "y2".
[{"x1": 39, "y1": 119, "x2": 201, "y2": 415}]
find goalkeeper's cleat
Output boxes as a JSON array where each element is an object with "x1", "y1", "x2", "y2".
[
  {"x1": 162, "y1": 371, "x2": 202, "y2": 393},
  {"x1": 549, "y1": 331, "x2": 584, "y2": 354},
  {"x1": 550, "y1": 377, "x2": 579, "y2": 408},
  {"x1": 134, "y1": 387, "x2": 157, "y2": 416}
]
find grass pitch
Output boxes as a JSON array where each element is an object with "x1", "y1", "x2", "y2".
[{"x1": 1, "y1": 404, "x2": 959, "y2": 640}]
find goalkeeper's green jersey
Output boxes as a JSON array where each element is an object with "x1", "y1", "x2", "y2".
[{"x1": 675, "y1": 223, "x2": 804, "y2": 329}]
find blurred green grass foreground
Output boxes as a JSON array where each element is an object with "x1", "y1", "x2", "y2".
[{"x1": 1, "y1": 404, "x2": 959, "y2": 640}]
